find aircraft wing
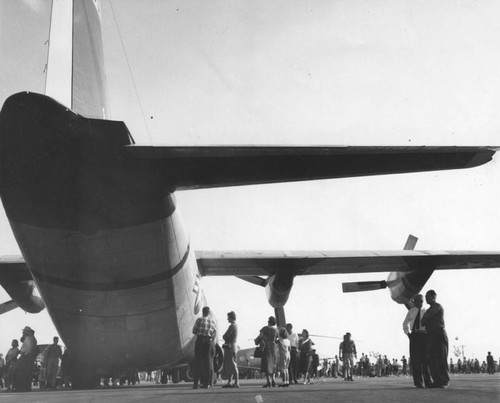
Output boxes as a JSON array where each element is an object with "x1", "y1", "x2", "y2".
[
  {"x1": 196, "y1": 250, "x2": 500, "y2": 276},
  {"x1": 127, "y1": 146, "x2": 497, "y2": 190}
]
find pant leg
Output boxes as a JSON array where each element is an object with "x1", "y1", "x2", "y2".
[
  {"x1": 410, "y1": 333, "x2": 431, "y2": 386},
  {"x1": 193, "y1": 338, "x2": 202, "y2": 386},
  {"x1": 46, "y1": 359, "x2": 58, "y2": 387},
  {"x1": 198, "y1": 337, "x2": 211, "y2": 386},
  {"x1": 437, "y1": 331, "x2": 450, "y2": 385},
  {"x1": 289, "y1": 348, "x2": 298, "y2": 382},
  {"x1": 426, "y1": 330, "x2": 449, "y2": 386},
  {"x1": 207, "y1": 341, "x2": 215, "y2": 386}
]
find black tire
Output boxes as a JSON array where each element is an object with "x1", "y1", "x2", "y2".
[
  {"x1": 171, "y1": 368, "x2": 180, "y2": 384},
  {"x1": 181, "y1": 366, "x2": 194, "y2": 382}
]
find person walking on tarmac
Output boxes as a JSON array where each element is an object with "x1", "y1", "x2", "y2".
[{"x1": 339, "y1": 332, "x2": 357, "y2": 381}]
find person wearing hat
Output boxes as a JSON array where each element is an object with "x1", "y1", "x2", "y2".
[{"x1": 14, "y1": 326, "x2": 37, "y2": 392}]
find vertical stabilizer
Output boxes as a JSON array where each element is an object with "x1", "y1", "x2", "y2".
[
  {"x1": 45, "y1": 0, "x2": 108, "y2": 119},
  {"x1": 73, "y1": 0, "x2": 109, "y2": 118},
  {"x1": 45, "y1": 0, "x2": 73, "y2": 109}
]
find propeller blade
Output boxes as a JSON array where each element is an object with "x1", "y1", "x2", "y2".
[
  {"x1": 342, "y1": 280, "x2": 387, "y2": 293},
  {"x1": 236, "y1": 275, "x2": 266, "y2": 287},
  {"x1": 0, "y1": 300, "x2": 19, "y2": 315},
  {"x1": 403, "y1": 234, "x2": 418, "y2": 250}
]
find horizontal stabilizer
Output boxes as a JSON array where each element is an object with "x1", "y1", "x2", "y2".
[
  {"x1": 342, "y1": 281, "x2": 387, "y2": 293},
  {"x1": 0, "y1": 300, "x2": 19, "y2": 315},
  {"x1": 127, "y1": 145, "x2": 498, "y2": 190}
]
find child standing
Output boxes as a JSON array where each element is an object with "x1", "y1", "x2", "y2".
[{"x1": 277, "y1": 328, "x2": 291, "y2": 387}]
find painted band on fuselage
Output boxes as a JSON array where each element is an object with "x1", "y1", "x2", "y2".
[{"x1": 29, "y1": 245, "x2": 190, "y2": 291}]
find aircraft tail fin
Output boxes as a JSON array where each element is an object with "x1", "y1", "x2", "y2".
[{"x1": 46, "y1": 0, "x2": 108, "y2": 118}]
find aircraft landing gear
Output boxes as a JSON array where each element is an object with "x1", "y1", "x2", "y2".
[{"x1": 181, "y1": 365, "x2": 194, "y2": 382}]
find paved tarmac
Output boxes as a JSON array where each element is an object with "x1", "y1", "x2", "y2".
[{"x1": 1, "y1": 374, "x2": 498, "y2": 403}]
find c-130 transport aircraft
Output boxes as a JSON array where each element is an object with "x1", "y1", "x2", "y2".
[{"x1": 1, "y1": 0, "x2": 500, "y2": 387}]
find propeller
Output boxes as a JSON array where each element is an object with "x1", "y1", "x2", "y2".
[{"x1": 341, "y1": 234, "x2": 418, "y2": 293}]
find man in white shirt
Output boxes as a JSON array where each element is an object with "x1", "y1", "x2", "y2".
[
  {"x1": 402, "y1": 294, "x2": 431, "y2": 388},
  {"x1": 286, "y1": 323, "x2": 299, "y2": 385}
]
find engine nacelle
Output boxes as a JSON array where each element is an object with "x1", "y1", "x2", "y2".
[
  {"x1": 1, "y1": 279, "x2": 45, "y2": 313},
  {"x1": 387, "y1": 268, "x2": 434, "y2": 305},
  {"x1": 264, "y1": 270, "x2": 294, "y2": 308}
]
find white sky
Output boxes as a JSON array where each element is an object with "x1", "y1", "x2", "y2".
[{"x1": 1, "y1": 0, "x2": 500, "y2": 363}]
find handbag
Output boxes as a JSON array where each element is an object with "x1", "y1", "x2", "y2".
[{"x1": 253, "y1": 345, "x2": 263, "y2": 358}]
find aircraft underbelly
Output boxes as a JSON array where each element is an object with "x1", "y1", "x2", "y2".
[{"x1": 11, "y1": 211, "x2": 200, "y2": 372}]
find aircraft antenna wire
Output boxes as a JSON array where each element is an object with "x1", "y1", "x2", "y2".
[{"x1": 109, "y1": 0, "x2": 153, "y2": 144}]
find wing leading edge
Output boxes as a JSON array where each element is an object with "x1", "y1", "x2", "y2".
[
  {"x1": 127, "y1": 146, "x2": 497, "y2": 190},
  {"x1": 196, "y1": 250, "x2": 500, "y2": 277}
]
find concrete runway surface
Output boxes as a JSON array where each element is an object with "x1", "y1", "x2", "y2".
[{"x1": 1, "y1": 374, "x2": 498, "y2": 403}]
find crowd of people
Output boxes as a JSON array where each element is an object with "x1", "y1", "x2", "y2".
[
  {"x1": 1, "y1": 297, "x2": 497, "y2": 393},
  {"x1": 450, "y1": 354, "x2": 497, "y2": 375},
  {"x1": 190, "y1": 306, "x2": 415, "y2": 390},
  {"x1": 0, "y1": 328, "x2": 71, "y2": 393},
  {"x1": 0, "y1": 326, "x2": 39, "y2": 392},
  {"x1": 190, "y1": 296, "x2": 498, "y2": 392}
]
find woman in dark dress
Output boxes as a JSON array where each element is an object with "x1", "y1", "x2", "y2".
[
  {"x1": 255, "y1": 316, "x2": 279, "y2": 387},
  {"x1": 299, "y1": 329, "x2": 315, "y2": 384}
]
